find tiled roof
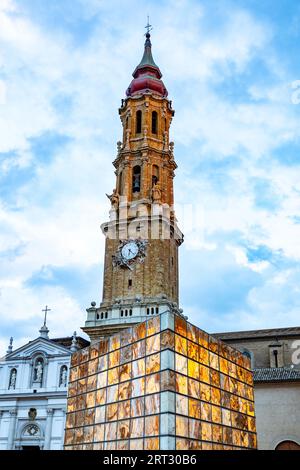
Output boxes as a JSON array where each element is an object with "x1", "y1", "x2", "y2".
[
  {"x1": 213, "y1": 326, "x2": 300, "y2": 341},
  {"x1": 253, "y1": 368, "x2": 300, "y2": 382}
]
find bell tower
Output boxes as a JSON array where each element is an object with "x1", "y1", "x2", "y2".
[{"x1": 83, "y1": 31, "x2": 184, "y2": 340}]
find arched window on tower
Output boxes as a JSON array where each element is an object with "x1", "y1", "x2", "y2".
[
  {"x1": 152, "y1": 111, "x2": 158, "y2": 134},
  {"x1": 152, "y1": 165, "x2": 159, "y2": 186},
  {"x1": 136, "y1": 110, "x2": 142, "y2": 134},
  {"x1": 132, "y1": 165, "x2": 141, "y2": 193}
]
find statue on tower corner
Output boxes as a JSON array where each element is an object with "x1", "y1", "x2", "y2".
[
  {"x1": 106, "y1": 189, "x2": 119, "y2": 208},
  {"x1": 151, "y1": 182, "x2": 162, "y2": 203}
]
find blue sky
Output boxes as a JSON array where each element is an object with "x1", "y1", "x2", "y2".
[{"x1": 1, "y1": 0, "x2": 300, "y2": 353}]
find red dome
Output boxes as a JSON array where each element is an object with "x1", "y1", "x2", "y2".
[{"x1": 126, "y1": 33, "x2": 168, "y2": 98}]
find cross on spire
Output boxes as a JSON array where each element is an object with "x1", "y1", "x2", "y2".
[
  {"x1": 42, "y1": 305, "x2": 51, "y2": 326},
  {"x1": 145, "y1": 15, "x2": 153, "y2": 35}
]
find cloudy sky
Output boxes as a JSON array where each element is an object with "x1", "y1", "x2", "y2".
[{"x1": 1, "y1": 0, "x2": 300, "y2": 354}]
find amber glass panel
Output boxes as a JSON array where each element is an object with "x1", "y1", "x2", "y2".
[
  {"x1": 232, "y1": 429, "x2": 241, "y2": 447},
  {"x1": 118, "y1": 400, "x2": 130, "y2": 420},
  {"x1": 248, "y1": 433, "x2": 257, "y2": 448},
  {"x1": 161, "y1": 330, "x2": 175, "y2": 350},
  {"x1": 222, "y1": 408, "x2": 231, "y2": 426},
  {"x1": 132, "y1": 358, "x2": 145, "y2": 378},
  {"x1": 175, "y1": 335, "x2": 187, "y2": 355},
  {"x1": 189, "y1": 398, "x2": 201, "y2": 419},
  {"x1": 74, "y1": 427, "x2": 84, "y2": 444},
  {"x1": 107, "y1": 385, "x2": 118, "y2": 404},
  {"x1": 212, "y1": 424, "x2": 222, "y2": 443},
  {"x1": 110, "y1": 334, "x2": 120, "y2": 351},
  {"x1": 176, "y1": 438, "x2": 190, "y2": 450},
  {"x1": 221, "y1": 391, "x2": 231, "y2": 408},
  {"x1": 86, "y1": 407, "x2": 95, "y2": 425},
  {"x1": 188, "y1": 378, "x2": 200, "y2": 399},
  {"x1": 188, "y1": 359, "x2": 199, "y2": 379},
  {"x1": 145, "y1": 415, "x2": 159, "y2": 436},
  {"x1": 248, "y1": 416, "x2": 256, "y2": 432},
  {"x1": 219, "y1": 357, "x2": 228, "y2": 375},
  {"x1": 199, "y1": 365, "x2": 210, "y2": 384},
  {"x1": 147, "y1": 316, "x2": 160, "y2": 336},
  {"x1": 117, "y1": 440, "x2": 129, "y2": 450},
  {"x1": 84, "y1": 426, "x2": 94, "y2": 443},
  {"x1": 95, "y1": 406, "x2": 105, "y2": 424},
  {"x1": 75, "y1": 410, "x2": 85, "y2": 427},
  {"x1": 96, "y1": 371, "x2": 107, "y2": 389},
  {"x1": 175, "y1": 353, "x2": 187, "y2": 375},
  {"x1": 70, "y1": 367, "x2": 78, "y2": 382},
  {"x1": 209, "y1": 352, "x2": 219, "y2": 370},
  {"x1": 131, "y1": 417, "x2": 144, "y2": 438},
  {"x1": 189, "y1": 418, "x2": 201, "y2": 439},
  {"x1": 132, "y1": 340, "x2": 145, "y2": 360},
  {"x1": 93, "y1": 442, "x2": 103, "y2": 450},
  {"x1": 228, "y1": 361, "x2": 237, "y2": 377},
  {"x1": 212, "y1": 405, "x2": 222, "y2": 424},
  {"x1": 118, "y1": 420, "x2": 130, "y2": 439},
  {"x1": 131, "y1": 377, "x2": 145, "y2": 397},
  {"x1": 119, "y1": 381, "x2": 132, "y2": 401},
  {"x1": 66, "y1": 413, "x2": 75, "y2": 429},
  {"x1": 145, "y1": 393, "x2": 160, "y2": 415},
  {"x1": 144, "y1": 438, "x2": 159, "y2": 450},
  {"x1": 230, "y1": 394, "x2": 239, "y2": 411},
  {"x1": 94, "y1": 424, "x2": 104, "y2": 442},
  {"x1": 79, "y1": 363, "x2": 88, "y2": 379},
  {"x1": 71, "y1": 351, "x2": 80, "y2": 367},
  {"x1": 175, "y1": 316, "x2": 187, "y2": 337},
  {"x1": 210, "y1": 369, "x2": 220, "y2": 388},
  {"x1": 105, "y1": 422, "x2": 117, "y2": 441},
  {"x1": 131, "y1": 397, "x2": 144, "y2": 417},
  {"x1": 188, "y1": 341, "x2": 198, "y2": 361},
  {"x1": 229, "y1": 377, "x2": 238, "y2": 394},
  {"x1": 133, "y1": 322, "x2": 146, "y2": 342},
  {"x1": 176, "y1": 374, "x2": 187, "y2": 395},
  {"x1": 176, "y1": 394, "x2": 188, "y2": 415},
  {"x1": 98, "y1": 339, "x2": 109, "y2": 355},
  {"x1": 86, "y1": 392, "x2": 95, "y2": 408},
  {"x1": 80, "y1": 348, "x2": 89, "y2": 363},
  {"x1": 96, "y1": 388, "x2": 106, "y2": 406},
  {"x1": 107, "y1": 403, "x2": 118, "y2": 421},
  {"x1": 187, "y1": 323, "x2": 198, "y2": 343},
  {"x1": 200, "y1": 383, "x2": 210, "y2": 402},
  {"x1": 108, "y1": 367, "x2": 119, "y2": 385},
  {"x1": 208, "y1": 336, "x2": 219, "y2": 353},
  {"x1": 105, "y1": 441, "x2": 116, "y2": 450},
  {"x1": 247, "y1": 401, "x2": 255, "y2": 416},
  {"x1": 120, "y1": 345, "x2": 132, "y2": 365},
  {"x1": 119, "y1": 363, "x2": 131, "y2": 382},
  {"x1": 240, "y1": 431, "x2": 249, "y2": 447},
  {"x1": 97, "y1": 354, "x2": 108, "y2": 372},
  {"x1": 88, "y1": 359, "x2": 98, "y2": 376},
  {"x1": 190, "y1": 440, "x2": 202, "y2": 450},
  {"x1": 201, "y1": 422, "x2": 212, "y2": 441},
  {"x1": 146, "y1": 334, "x2": 160, "y2": 354},
  {"x1": 65, "y1": 429, "x2": 74, "y2": 445},
  {"x1": 77, "y1": 378, "x2": 86, "y2": 395},
  {"x1": 108, "y1": 350, "x2": 120, "y2": 369},
  {"x1": 87, "y1": 374, "x2": 97, "y2": 392},
  {"x1": 198, "y1": 346, "x2": 209, "y2": 366},
  {"x1": 120, "y1": 328, "x2": 133, "y2": 347},
  {"x1": 145, "y1": 373, "x2": 160, "y2": 394},
  {"x1": 146, "y1": 353, "x2": 160, "y2": 374},
  {"x1": 198, "y1": 330, "x2": 209, "y2": 348},
  {"x1": 211, "y1": 387, "x2": 221, "y2": 405},
  {"x1": 176, "y1": 416, "x2": 188, "y2": 437},
  {"x1": 223, "y1": 426, "x2": 232, "y2": 445},
  {"x1": 130, "y1": 439, "x2": 144, "y2": 450},
  {"x1": 76, "y1": 394, "x2": 86, "y2": 410},
  {"x1": 201, "y1": 402, "x2": 212, "y2": 421}
]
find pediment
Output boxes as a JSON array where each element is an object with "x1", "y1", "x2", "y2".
[{"x1": 6, "y1": 337, "x2": 70, "y2": 360}]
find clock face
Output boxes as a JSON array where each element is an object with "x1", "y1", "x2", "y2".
[{"x1": 121, "y1": 241, "x2": 139, "y2": 261}]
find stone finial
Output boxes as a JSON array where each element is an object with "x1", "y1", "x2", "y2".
[
  {"x1": 70, "y1": 331, "x2": 78, "y2": 353},
  {"x1": 117, "y1": 141, "x2": 122, "y2": 154},
  {"x1": 6, "y1": 337, "x2": 13, "y2": 355}
]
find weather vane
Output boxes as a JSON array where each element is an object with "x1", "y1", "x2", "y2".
[
  {"x1": 42, "y1": 305, "x2": 51, "y2": 326},
  {"x1": 145, "y1": 15, "x2": 153, "y2": 35}
]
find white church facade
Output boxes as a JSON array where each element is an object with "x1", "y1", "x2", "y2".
[{"x1": 0, "y1": 320, "x2": 89, "y2": 450}]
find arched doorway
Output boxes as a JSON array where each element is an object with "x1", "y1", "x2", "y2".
[{"x1": 276, "y1": 440, "x2": 300, "y2": 450}]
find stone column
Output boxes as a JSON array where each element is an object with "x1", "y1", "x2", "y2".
[
  {"x1": 7, "y1": 409, "x2": 17, "y2": 450},
  {"x1": 44, "y1": 408, "x2": 54, "y2": 450}
]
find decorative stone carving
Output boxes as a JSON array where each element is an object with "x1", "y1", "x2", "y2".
[
  {"x1": 33, "y1": 360, "x2": 43, "y2": 383},
  {"x1": 106, "y1": 189, "x2": 119, "y2": 208},
  {"x1": 9, "y1": 369, "x2": 17, "y2": 390},
  {"x1": 28, "y1": 408, "x2": 37, "y2": 421},
  {"x1": 152, "y1": 183, "x2": 162, "y2": 203},
  {"x1": 59, "y1": 366, "x2": 68, "y2": 387}
]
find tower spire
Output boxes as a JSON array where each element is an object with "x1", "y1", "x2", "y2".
[{"x1": 39, "y1": 305, "x2": 50, "y2": 339}]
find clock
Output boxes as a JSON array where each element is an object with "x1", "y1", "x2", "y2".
[
  {"x1": 113, "y1": 239, "x2": 148, "y2": 269},
  {"x1": 121, "y1": 241, "x2": 139, "y2": 261}
]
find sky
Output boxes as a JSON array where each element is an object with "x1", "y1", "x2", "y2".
[{"x1": 1, "y1": 0, "x2": 300, "y2": 354}]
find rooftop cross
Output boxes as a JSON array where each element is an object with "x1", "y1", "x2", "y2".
[
  {"x1": 42, "y1": 305, "x2": 51, "y2": 326},
  {"x1": 145, "y1": 15, "x2": 153, "y2": 35}
]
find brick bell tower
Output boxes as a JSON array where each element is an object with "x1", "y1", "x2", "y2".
[{"x1": 83, "y1": 30, "x2": 184, "y2": 340}]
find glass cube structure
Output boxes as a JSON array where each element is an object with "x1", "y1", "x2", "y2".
[{"x1": 64, "y1": 312, "x2": 257, "y2": 450}]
